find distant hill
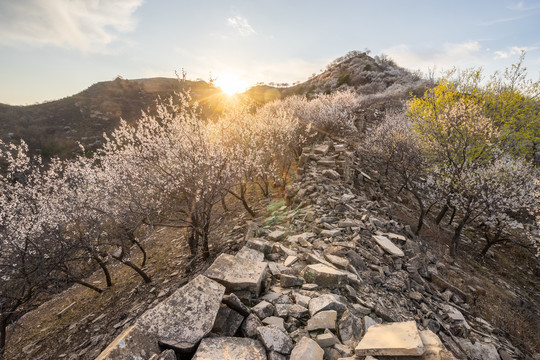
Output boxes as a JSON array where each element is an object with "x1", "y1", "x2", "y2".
[
  {"x1": 0, "y1": 77, "x2": 221, "y2": 157},
  {"x1": 0, "y1": 51, "x2": 427, "y2": 158}
]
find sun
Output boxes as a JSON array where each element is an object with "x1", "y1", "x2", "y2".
[{"x1": 215, "y1": 74, "x2": 249, "y2": 96}]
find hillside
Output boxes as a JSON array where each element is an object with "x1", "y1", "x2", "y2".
[
  {"x1": 1, "y1": 51, "x2": 537, "y2": 360},
  {"x1": 0, "y1": 52, "x2": 427, "y2": 158},
  {"x1": 0, "y1": 77, "x2": 221, "y2": 157},
  {"x1": 5, "y1": 140, "x2": 538, "y2": 360}
]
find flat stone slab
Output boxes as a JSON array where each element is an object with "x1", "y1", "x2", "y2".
[
  {"x1": 136, "y1": 275, "x2": 225, "y2": 352},
  {"x1": 301, "y1": 264, "x2": 347, "y2": 288},
  {"x1": 95, "y1": 325, "x2": 160, "y2": 360},
  {"x1": 205, "y1": 253, "x2": 268, "y2": 296},
  {"x1": 192, "y1": 337, "x2": 267, "y2": 360},
  {"x1": 355, "y1": 321, "x2": 425, "y2": 357},
  {"x1": 372, "y1": 235, "x2": 405, "y2": 257}
]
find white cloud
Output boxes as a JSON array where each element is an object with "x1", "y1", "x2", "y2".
[
  {"x1": 508, "y1": 1, "x2": 540, "y2": 10},
  {"x1": 383, "y1": 41, "x2": 484, "y2": 73},
  {"x1": 0, "y1": 0, "x2": 143, "y2": 52},
  {"x1": 226, "y1": 15, "x2": 255, "y2": 36},
  {"x1": 494, "y1": 46, "x2": 538, "y2": 59}
]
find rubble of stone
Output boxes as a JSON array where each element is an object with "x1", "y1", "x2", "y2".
[{"x1": 95, "y1": 141, "x2": 524, "y2": 360}]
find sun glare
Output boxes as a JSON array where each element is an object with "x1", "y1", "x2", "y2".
[{"x1": 215, "y1": 74, "x2": 249, "y2": 96}]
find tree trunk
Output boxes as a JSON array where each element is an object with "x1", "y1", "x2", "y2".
[
  {"x1": 256, "y1": 180, "x2": 269, "y2": 197},
  {"x1": 93, "y1": 255, "x2": 112, "y2": 287},
  {"x1": 450, "y1": 214, "x2": 470, "y2": 257},
  {"x1": 405, "y1": 186, "x2": 425, "y2": 235},
  {"x1": 122, "y1": 260, "x2": 152, "y2": 283},
  {"x1": 132, "y1": 238, "x2": 147, "y2": 267},
  {"x1": 201, "y1": 208, "x2": 212, "y2": 260},
  {"x1": 481, "y1": 227, "x2": 503, "y2": 257},
  {"x1": 74, "y1": 279, "x2": 103, "y2": 293},
  {"x1": 221, "y1": 195, "x2": 228, "y2": 212},
  {"x1": 0, "y1": 315, "x2": 8, "y2": 357},
  {"x1": 447, "y1": 206, "x2": 457, "y2": 225},
  {"x1": 435, "y1": 203, "x2": 449, "y2": 225},
  {"x1": 229, "y1": 185, "x2": 256, "y2": 218}
]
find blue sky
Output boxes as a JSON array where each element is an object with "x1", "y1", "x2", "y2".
[{"x1": 0, "y1": 0, "x2": 539, "y2": 104}]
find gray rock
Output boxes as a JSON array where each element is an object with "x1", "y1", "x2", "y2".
[
  {"x1": 275, "y1": 304, "x2": 290, "y2": 317},
  {"x1": 287, "y1": 304, "x2": 309, "y2": 319},
  {"x1": 316, "y1": 332, "x2": 339, "y2": 348},
  {"x1": 323, "y1": 169, "x2": 341, "y2": 179},
  {"x1": 192, "y1": 337, "x2": 267, "y2": 360},
  {"x1": 283, "y1": 255, "x2": 298, "y2": 267},
  {"x1": 334, "y1": 343, "x2": 354, "y2": 357},
  {"x1": 290, "y1": 337, "x2": 324, "y2": 360},
  {"x1": 236, "y1": 246, "x2": 265, "y2": 262},
  {"x1": 257, "y1": 326, "x2": 294, "y2": 355},
  {"x1": 262, "y1": 316, "x2": 285, "y2": 329},
  {"x1": 95, "y1": 325, "x2": 160, "y2": 360},
  {"x1": 338, "y1": 310, "x2": 363, "y2": 347},
  {"x1": 205, "y1": 253, "x2": 268, "y2": 296},
  {"x1": 267, "y1": 351, "x2": 287, "y2": 360},
  {"x1": 363, "y1": 315, "x2": 377, "y2": 331},
  {"x1": 301, "y1": 264, "x2": 347, "y2": 289},
  {"x1": 212, "y1": 304, "x2": 244, "y2": 336},
  {"x1": 355, "y1": 321, "x2": 425, "y2": 357},
  {"x1": 136, "y1": 275, "x2": 224, "y2": 352},
  {"x1": 246, "y1": 238, "x2": 272, "y2": 255},
  {"x1": 155, "y1": 349, "x2": 176, "y2": 360},
  {"x1": 267, "y1": 262, "x2": 288, "y2": 276},
  {"x1": 223, "y1": 293, "x2": 251, "y2": 316},
  {"x1": 371, "y1": 235, "x2": 404, "y2": 257},
  {"x1": 457, "y1": 338, "x2": 500, "y2": 360},
  {"x1": 321, "y1": 228, "x2": 342, "y2": 237},
  {"x1": 309, "y1": 294, "x2": 347, "y2": 317},
  {"x1": 313, "y1": 144, "x2": 330, "y2": 155},
  {"x1": 295, "y1": 293, "x2": 311, "y2": 308},
  {"x1": 324, "y1": 254, "x2": 350, "y2": 270},
  {"x1": 269, "y1": 230, "x2": 286, "y2": 241},
  {"x1": 280, "y1": 274, "x2": 305, "y2": 288},
  {"x1": 242, "y1": 314, "x2": 264, "y2": 338},
  {"x1": 253, "y1": 300, "x2": 276, "y2": 319},
  {"x1": 306, "y1": 310, "x2": 337, "y2": 331}
]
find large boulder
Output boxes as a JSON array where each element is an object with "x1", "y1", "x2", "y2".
[
  {"x1": 301, "y1": 264, "x2": 347, "y2": 289},
  {"x1": 192, "y1": 337, "x2": 267, "y2": 360},
  {"x1": 136, "y1": 275, "x2": 225, "y2": 353},
  {"x1": 355, "y1": 321, "x2": 425, "y2": 357},
  {"x1": 95, "y1": 325, "x2": 160, "y2": 360},
  {"x1": 205, "y1": 253, "x2": 268, "y2": 296}
]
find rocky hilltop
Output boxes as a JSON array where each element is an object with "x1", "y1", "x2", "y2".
[{"x1": 94, "y1": 141, "x2": 524, "y2": 360}]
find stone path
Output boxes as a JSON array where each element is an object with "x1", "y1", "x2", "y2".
[{"x1": 96, "y1": 141, "x2": 521, "y2": 360}]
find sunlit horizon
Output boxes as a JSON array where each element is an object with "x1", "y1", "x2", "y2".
[{"x1": 214, "y1": 74, "x2": 251, "y2": 96}]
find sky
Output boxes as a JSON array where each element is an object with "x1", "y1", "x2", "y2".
[{"x1": 0, "y1": 0, "x2": 539, "y2": 105}]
